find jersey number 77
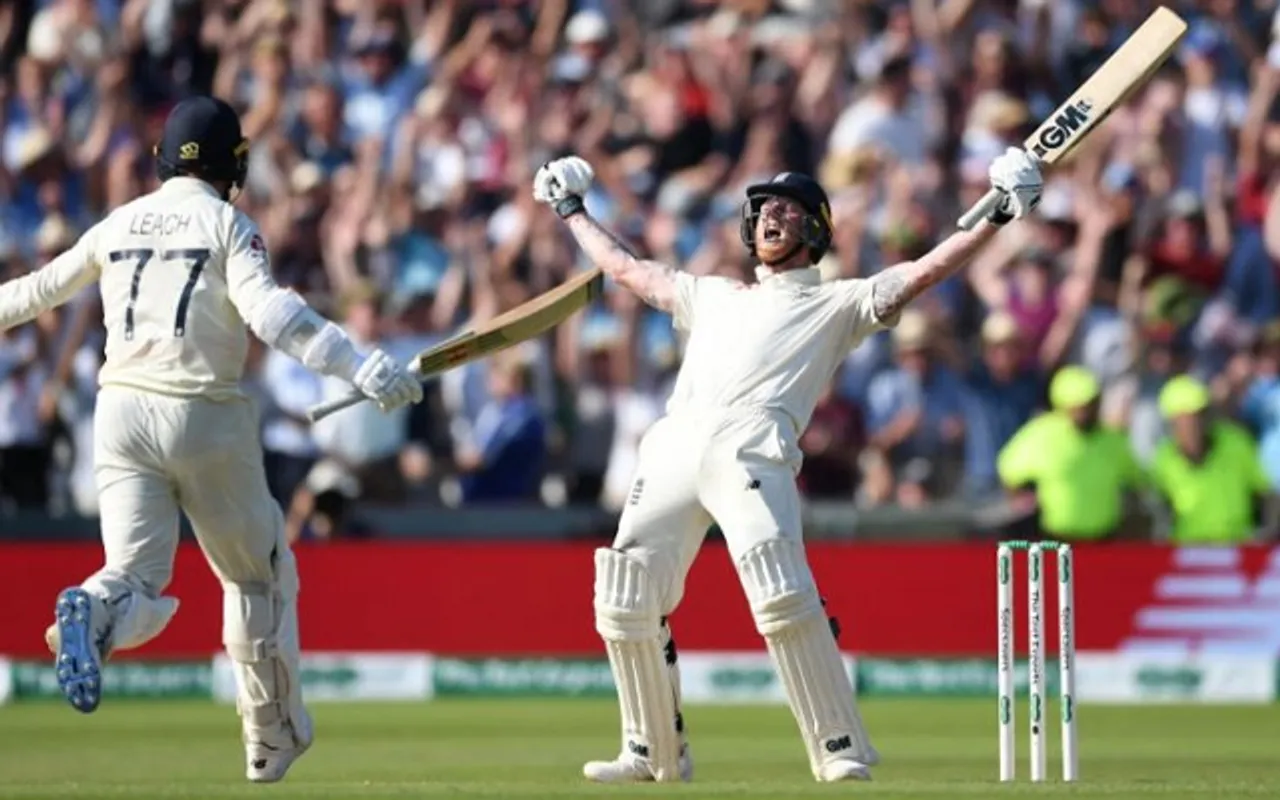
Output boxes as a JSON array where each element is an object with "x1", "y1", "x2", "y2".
[{"x1": 108, "y1": 248, "x2": 211, "y2": 340}]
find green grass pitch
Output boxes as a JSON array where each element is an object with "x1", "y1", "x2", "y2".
[{"x1": 0, "y1": 699, "x2": 1277, "y2": 799}]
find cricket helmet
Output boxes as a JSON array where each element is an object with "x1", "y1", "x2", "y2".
[
  {"x1": 740, "y1": 172, "x2": 834, "y2": 265},
  {"x1": 154, "y1": 96, "x2": 250, "y2": 190}
]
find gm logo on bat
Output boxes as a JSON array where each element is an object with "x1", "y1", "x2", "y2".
[{"x1": 1031, "y1": 99, "x2": 1094, "y2": 157}]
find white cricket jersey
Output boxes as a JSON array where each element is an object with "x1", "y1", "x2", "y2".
[
  {"x1": 666, "y1": 266, "x2": 890, "y2": 437},
  {"x1": 0, "y1": 178, "x2": 281, "y2": 402}
]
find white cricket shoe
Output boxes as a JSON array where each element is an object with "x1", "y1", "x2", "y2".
[
  {"x1": 244, "y1": 710, "x2": 314, "y2": 783},
  {"x1": 817, "y1": 757, "x2": 873, "y2": 782},
  {"x1": 583, "y1": 744, "x2": 693, "y2": 783}
]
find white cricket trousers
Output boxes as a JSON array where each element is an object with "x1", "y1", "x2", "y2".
[
  {"x1": 612, "y1": 407, "x2": 804, "y2": 612},
  {"x1": 84, "y1": 386, "x2": 288, "y2": 600}
]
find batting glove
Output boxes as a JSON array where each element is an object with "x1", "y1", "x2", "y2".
[
  {"x1": 353, "y1": 349, "x2": 423, "y2": 413},
  {"x1": 533, "y1": 156, "x2": 595, "y2": 218},
  {"x1": 987, "y1": 147, "x2": 1044, "y2": 225}
]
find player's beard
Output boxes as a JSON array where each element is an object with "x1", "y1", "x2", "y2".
[{"x1": 755, "y1": 217, "x2": 807, "y2": 268}]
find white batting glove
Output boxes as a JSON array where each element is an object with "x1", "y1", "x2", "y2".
[
  {"x1": 352, "y1": 349, "x2": 423, "y2": 413},
  {"x1": 988, "y1": 147, "x2": 1044, "y2": 224},
  {"x1": 533, "y1": 156, "x2": 595, "y2": 211}
]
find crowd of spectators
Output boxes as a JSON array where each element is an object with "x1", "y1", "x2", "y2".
[{"x1": 3, "y1": 0, "x2": 1280, "y2": 541}]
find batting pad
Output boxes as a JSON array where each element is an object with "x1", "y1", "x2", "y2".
[
  {"x1": 594, "y1": 548, "x2": 682, "y2": 781},
  {"x1": 660, "y1": 619, "x2": 688, "y2": 746},
  {"x1": 737, "y1": 539, "x2": 874, "y2": 777},
  {"x1": 222, "y1": 551, "x2": 307, "y2": 745}
]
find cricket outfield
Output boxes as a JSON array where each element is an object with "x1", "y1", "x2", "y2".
[{"x1": 0, "y1": 699, "x2": 1276, "y2": 799}]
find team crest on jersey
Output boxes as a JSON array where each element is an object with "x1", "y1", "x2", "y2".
[{"x1": 249, "y1": 233, "x2": 268, "y2": 266}]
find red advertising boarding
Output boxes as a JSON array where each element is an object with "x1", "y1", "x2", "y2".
[{"x1": 1, "y1": 542, "x2": 1278, "y2": 658}]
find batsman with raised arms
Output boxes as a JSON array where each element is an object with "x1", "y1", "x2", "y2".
[
  {"x1": 534, "y1": 147, "x2": 1043, "y2": 783},
  {"x1": 0, "y1": 97, "x2": 422, "y2": 781}
]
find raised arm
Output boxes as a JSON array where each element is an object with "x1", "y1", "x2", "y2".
[
  {"x1": 561, "y1": 213, "x2": 678, "y2": 312},
  {"x1": 532, "y1": 156, "x2": 678, "y2": 313},
  {"x1": 870, "y1": 147, "x2": 1044, "y2": 321},
  {"x1": 870, "y1": 222, "x2": 1000, "y2": 321}
]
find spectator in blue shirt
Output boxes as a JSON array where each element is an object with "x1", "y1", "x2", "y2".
[
  {"x1": 863, "y1": 310, "x2": 966, "y2": 507},
  {"x1": 341, "y1": 27, "x2": 429, "y2": 146},
  {"x1": 457, "y1": 355, "x2": 547, "y2": 504},
  {"x1": 961, "y1": 311, "x2": 1043, "y2": 497},
  {"x1": 1241, "y1": 323, "x2": 1280, "y2": 491}
]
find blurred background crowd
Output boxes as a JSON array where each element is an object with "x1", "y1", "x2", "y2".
[{"x1": 3, "y1": 0, "x2": 1280, "y2": 543}]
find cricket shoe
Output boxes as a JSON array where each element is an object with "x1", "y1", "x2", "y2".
[
  {"x1": 48, "y1": 588, "x2": 111, "y2": 714},
  {"x1": 816, "y1": 757, "x2": 873, "y2": 782},
  {"x1": 245, "y1": 710, "x2": 314, "y2": 783},
  {"x1": 863, "y1": 744, "x2": 881, "y2": 766},
  {"x1": 583, "y1": 744, "x2": 694, "y2": 783}
]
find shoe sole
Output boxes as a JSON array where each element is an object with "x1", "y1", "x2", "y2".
[{"x1": 54, "y1": 588, "x2": 101, "y2": 713}]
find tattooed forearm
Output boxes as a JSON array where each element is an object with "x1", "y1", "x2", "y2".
[
  {"x1": 564, "y1": 212, "x2": 677, "y2": 311},
  {"x1": 871, "y1": 222, "x2": 1000, "y2": 321},
  {"x1": 871, "y1": 266, "x2": 926, "y2": 322},
  {"x1": 565, "y1": 212, "x2": 638, "y2": 264}
]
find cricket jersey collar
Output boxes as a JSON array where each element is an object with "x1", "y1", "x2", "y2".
[
  {"x1": 755, "y1": 266, "x2": 822, "y2": 286},
  {"x1": 160, "y1": 176, "x2": 223, "y2": 199}
]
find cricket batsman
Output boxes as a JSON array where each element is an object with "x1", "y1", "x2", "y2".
[
  {"x1": 0, "y1": 97, "x2": 422, "y2": 781},
  {"x1": 533, "y1": 148, "x2": 1043, "y2": 782}
]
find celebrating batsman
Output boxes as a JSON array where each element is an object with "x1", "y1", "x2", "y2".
[
  {"x1": 533, "y1": 148, "x2": 1043, "y2": 783},
  {"x1": 0, "y1": 97, "x2": 421, "y2": 782}
]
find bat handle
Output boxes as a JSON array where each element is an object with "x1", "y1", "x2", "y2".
[
  {"x1": 957, "y1": 188, "x2": 1004, "y2": 231},
  {"x1": 304, "y1": 391, "x2": 366, "y2": 423}
]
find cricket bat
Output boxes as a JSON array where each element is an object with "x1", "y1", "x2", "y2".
[
  {"x1": 957, "y1": 6, "x2": 1187, "y2": 230},
  {"x1": 305, "y1": 268, "x2": 604, "y2": 422}
]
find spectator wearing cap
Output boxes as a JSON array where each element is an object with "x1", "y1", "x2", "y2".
[
  {"x1": 960, "y1": 311, "x2": 1042, "y2": 498},
  {"x1": 1149, "y1": 375, "x2": 1271, "y2": 543},
  {"x1": 998, "y1": 366, "x2": 1144, "y2": 541},
  {"x1": 455, "y1": 353, "x2": 546, "y2": 504},
  {"x1": 862, "y1": 310, "x2": 966, "y2": 508},
  {"x1": 564, "y1": 9, "x2": 612, "y2": 64}
]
